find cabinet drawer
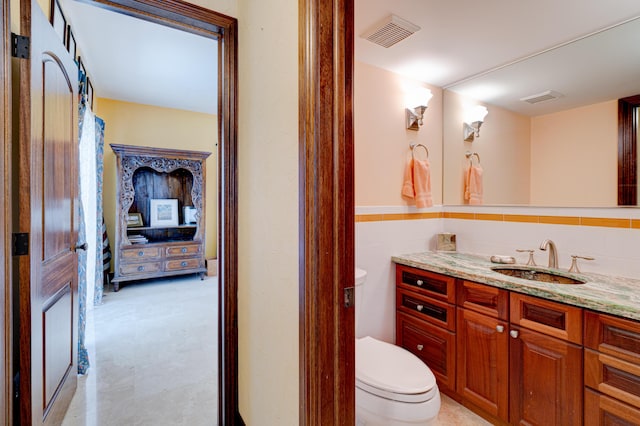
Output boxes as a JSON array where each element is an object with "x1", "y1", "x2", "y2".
[
  {"x1": 165, "y1": 258, "x2": 200, "y2": 271},
  {"x1": 397, "y1": 312, "x2": 456, "y2": 392},
  {"x1": 397, "y1": 288, "x2": 455, "y2": 331},
  {"x1": 396, "y1": 265, "x2": 456, "y2": 303},
  {"x1": 166, "y1": 244, "x2": 201, "y2": 257},
  {"x1": 585, "y1": 348, "x2": 640, "y2": 409},
  {"x1": 585, "y1": 388, "x2": 640, "y2": 426},
  {"x1": 119, "y1": 262, "x2": 162, "y2": 276},
  {"x1": 584, "y1": 311, "x2": 640, "y2": 364},
  {"x1": 511, "y1": 293, "x2": 582, "y2": 344},
  {"x1": 121, "y1": 247, "x2": 161, "y2": 261},
  {"x1": 457, "y1": 280, "x2": 509, "y2": 320}
]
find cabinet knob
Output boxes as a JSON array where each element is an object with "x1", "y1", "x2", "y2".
[
  {"x1": 181, "y1": 247, "x2": 188, "y2": 253},
  {"x1": 510, "y1": 330, "x2": 519, "y2": 339},
  {"x1": 416, "y1": 279, "x2": 424, "y2": 286},
  {"x1": 416, "y1": 344, "x2": 424, "y2": 351},
  {"x1": 417, "y1": 304, "x2": 424, "y2": 312},
  {"x1": 138, "y1": 251, "x2": 144, "y2": 256},
  {"x1": 496, "y1": 325, "x2": 504, "y2": 333},
  {"x1": 181, "y1": 261, "x2": 188, "y2": 267},
  {"x1": 137, "y1": 266, "x2": 145, "y2": 272}
]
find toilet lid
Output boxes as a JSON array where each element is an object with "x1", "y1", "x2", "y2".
[{"x1": 356, "y1": 336, "x2": 436, "y2": 395}]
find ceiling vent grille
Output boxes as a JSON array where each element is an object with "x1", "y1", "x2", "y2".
[
  {"x1": 520, "y1": 90, "x2": 564, "y2": 104},
  {"x1": 361, "y1": 14, "x2": 421, "y2": 48}
]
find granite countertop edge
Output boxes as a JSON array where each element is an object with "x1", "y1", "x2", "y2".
[{"x1": 392, "y1": 252, "x2": 640, "y2": 321}]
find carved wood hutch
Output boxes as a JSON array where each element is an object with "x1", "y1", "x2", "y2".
[{"x1": 110, "y1": 144, "x2": 211, "y2": 291}]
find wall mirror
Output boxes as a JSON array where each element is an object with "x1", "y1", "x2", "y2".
[{"x1": 442, "y1": 16, "x2": 640, "y2": 207}]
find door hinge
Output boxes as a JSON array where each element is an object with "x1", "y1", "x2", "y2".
[
  {"x1": 344, "y1": 287, "x2": 354, "y2": 308},
  {"x1": 12, "y1": 233, "x2": 29, "y2": 256},
  {"x1": 11, "y1": 33, "x2": 30, "y2": 59}
]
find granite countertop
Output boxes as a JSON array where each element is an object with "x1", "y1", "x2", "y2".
[{"x1": 392, "y1": 251, "x2": 640, "y2": 321}]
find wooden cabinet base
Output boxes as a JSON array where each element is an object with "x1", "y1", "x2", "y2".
[{"x1": 585, "y1": 388, "x2": 640, "y2": 426}]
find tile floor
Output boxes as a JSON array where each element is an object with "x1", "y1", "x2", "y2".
[{"x1": 62, "y1": 275, "x2": 489, "y2": 425}]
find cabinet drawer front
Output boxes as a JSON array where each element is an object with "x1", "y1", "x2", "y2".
[
  {"x1": 585, "y1": 348, "x2": 640, "y2": 409},
  {"x1": 396, "y1": 312, "x2": 456, "y2": 392},
  {"x1": 166, "y1": 244, "x2": 201, "y2": 257},
  {"x1": 457, "y1": 280, "x2": 509, "y2": 320},
  {"x1": 585, "y1": 388, "x2": 640, "y2": 426},
  {"x1": 397, "y1": 289, "x2": 455, "y2": 331},
  {"x1": 584, "y1": 311, "x2": 640, "y2": 364},
  {"x1": 121, "y1": 247, "x2": 161, "y2": 261},
  {"x1": 165, "y1": 258, "x2": 200, "y2": 271},
  {"x1": 396, "y1": 265, "x2": 456, "y2": 303},
  {"x1": 511, "y1": 293, "x2": 582, "y2": 344},
  {"x1": 120, "y1": 262, "x2": 162, "y2": 275}
]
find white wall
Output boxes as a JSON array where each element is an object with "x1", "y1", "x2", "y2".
[{"x1": 236, "y1": 0, "x2": 299, "y2": 424}]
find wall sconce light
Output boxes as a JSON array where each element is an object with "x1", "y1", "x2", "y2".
[
  {"x1": 463, "y1": 105, "x2": 488, "y2": 142},
  {"x1": 405, "y1": 88, "x2": 433, "y2": 131}
]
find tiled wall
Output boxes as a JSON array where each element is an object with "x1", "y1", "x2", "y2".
[{"x1": 355, "y1": 205, "x2": 640, "y2": 344}]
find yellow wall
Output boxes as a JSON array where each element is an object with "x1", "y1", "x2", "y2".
[
  {"x1": 355, "y1": 61, "x2": 443, "y2": 206},
  {"x1": 530, "y1": 100, "x2": 617, "y2": 206},
  {"x1": 96, "y1": 98, "x2": 218, "y2": 259},
  {"x1": 237, "y1": 0, "x2": 299, "y2": 423}
]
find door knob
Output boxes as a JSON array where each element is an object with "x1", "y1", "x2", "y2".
[
  {"x1": 496, "y1": 325, "x2": 504, "y2": 333},
  {"x1": 510, "y1": 330, "x2": 519, "y2": 339},
  {"x1": 74, "y1": 242, "x2": 88, "y2": 252}
]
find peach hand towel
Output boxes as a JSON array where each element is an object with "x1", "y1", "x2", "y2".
[
  {"x1": 413, "y1": 159, "x2": 433, "y2": 208},
  {"x1": 402, "y1": 158, "x2": 415, "y2": 198},
  {"x1": 401, "y1": 157, "x2": 433, "y2": 208},
  {"x1": 464, "y1": 164, "x2": 483, "y2": 205}
]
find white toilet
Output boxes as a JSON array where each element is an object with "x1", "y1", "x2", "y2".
[{"x1": 355, "y1": 267, "x2": 441, "y2": 425}]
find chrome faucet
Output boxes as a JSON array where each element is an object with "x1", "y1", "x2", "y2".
[{"x1": 539, "y1": 239, "x2": 558, "y2": 269}]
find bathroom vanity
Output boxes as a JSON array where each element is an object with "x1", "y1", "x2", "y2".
[{"x1": 393, "y1": 252, "x2": 640, "y2": 426}]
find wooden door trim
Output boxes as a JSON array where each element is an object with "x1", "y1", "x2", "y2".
[
  {"x1": 1, "y1": 0, "x2": 11, "y2": 423},
  {"x1": 77, "y1": 1, "x2": 238, "y2": 424},
  {"x1": 299, "y1": 0, "x2": 355, "y2": 423},
  {"x1": 618, "y1": 94, "x2": 640, "y2": 205}
]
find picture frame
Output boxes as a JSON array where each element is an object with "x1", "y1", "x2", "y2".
[
  {"x1": 150, "y1": 199, "x2": 179, "y2": 227},
  {"x1": 126, "y1": 212, "x2": 143, "y2": 228},
  {"x1": 183, "y1": 206, "x2": 197, "y2": 224},
  {"x1": 51, "y1": 0, "x2": 67, "y2": 43},
  {"x1": 66, "y1": 25, "x2": 77, "y2": 60}
]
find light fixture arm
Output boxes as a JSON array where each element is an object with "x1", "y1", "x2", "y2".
[
  {"x1": 406, "y1": 105, "x2": 428, "y2": 131},
  {"x1": 463, "y1": 120, "x2": 483, "y2": 142}
]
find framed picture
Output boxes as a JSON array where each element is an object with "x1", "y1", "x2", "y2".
[
  {"x1": 126, "y1": 212, "x2": 143, "y2": 228},
  {"x1": 150, "y1": 199, "x2": 179, "y2": 227},
  {"x1": 51, "y1": 0, "x2": 67, "y2": 43},
  {"x1": 66, "y1": 25, "x2": 77, "y2": 60},
  {"x1": 183, "y1": 206, "x2": 197, "y2": 224}
]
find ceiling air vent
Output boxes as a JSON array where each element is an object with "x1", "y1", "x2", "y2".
[
  {"x1": 361, "y1": 14, "x2": 421, "y2": 48},
  {"x1": 520, "y1": 90, "x2": 563, "y2": 104}
]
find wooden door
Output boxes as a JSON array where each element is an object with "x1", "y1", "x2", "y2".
[
  {"x1": 16, "y1": 1, "x2": 79, "y2": 424},
  {"x1": 509, "y1": 326, "x2": 582, "y2": 426},
  {"x1": 457, "y1": 308, "x2": 509, "y2": 420}
]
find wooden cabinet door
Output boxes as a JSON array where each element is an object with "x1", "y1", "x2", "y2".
[
  {"x1": 509, "y1": 326, "x2": 583, "y2": 426},
  {"x1": 457, "y1": 308, "x2": 509, "y2": 420},
  {"x1": 17, "y1": 1, "x2": 79, "y2": 424}
]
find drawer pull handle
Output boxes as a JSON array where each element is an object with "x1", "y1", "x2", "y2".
[
  {"x1": 496, "y1": 325, "x2": 504, "y2": 333},
  {"x1": 510, "y1": 330, "x2": 519, "y2": 339},
  {"x1": 181, "y1": 261, "x2": 188, "y2": 267},
  {"x1": 416, "y1": 279, "x2": 424, "y2": 286},
  {"x1": 417, "y1": 305, "x2": 424, "y2": 312},
  {"x1": 137, "y1": 266, "x2": 145, "y2": 272},
  {"x1": 417, "y1": 344, "x2": 424, "y2": 351},
  {"x1": 181, "y1": 247, "x2": 187, "y2": 253},
  {"x1": 138, "y1": 251, "x2": 144, "y2": 256}
]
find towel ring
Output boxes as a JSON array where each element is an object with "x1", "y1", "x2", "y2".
[
  {"x1": 410, "y1": 143, "x2": 429, "y2": 159},
  {"x1": 465, "y1": 151, "x2": 480, "y2": 164}
]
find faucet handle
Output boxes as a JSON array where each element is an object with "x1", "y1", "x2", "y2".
[
  {"x1": 568, "y1": 255, "x2": 594, "y2": 273},
  {"x1": 516, "y1": 249, "x2": 537, "y2": 266}
]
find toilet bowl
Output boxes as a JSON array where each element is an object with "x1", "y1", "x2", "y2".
[{"x1": 355, "y1": 268, "x2": 440, "y2": 425}]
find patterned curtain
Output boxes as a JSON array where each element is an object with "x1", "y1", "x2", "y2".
[{"x1": 77, "y1": 94, "x2": 90, "y2": 374}]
